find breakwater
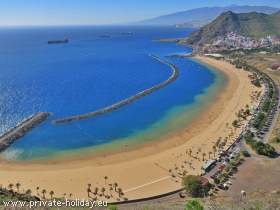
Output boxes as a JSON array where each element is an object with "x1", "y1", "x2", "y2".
[
  {"x1": 0, "y1": 112, "x2": 51, "y2": 153},
  {"x1": 53, "y1": 54, "x2": 180, "y2": 125}
]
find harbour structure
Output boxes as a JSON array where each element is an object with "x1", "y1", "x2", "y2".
[
  {"x1": 0, "y1": 112, "x2": 51, "y2": 153},
  {"x1": 53, "y1": 55, "x2": 179, "y2": 124}
]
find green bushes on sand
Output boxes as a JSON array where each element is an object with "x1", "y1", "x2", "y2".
[
  {"x1": 182, "y1": 176, "x2": 212, "y2": 198},
  {"x1": 272, "y1": 137, "x2": 280, "y2": 143},
  {"x1": 107, "y1": 205, "x2": 118, "y2": 210},
  {"x1": 241, "y1": 149, "x2": 251, "y2": 157},
  {"x1": 253, "y1": 112, "x2": 266, "y2": 130},
  {"x1": 185, "y1": 199, "x2": 204, "y2": 210}
]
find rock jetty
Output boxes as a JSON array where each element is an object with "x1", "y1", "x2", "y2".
[
  {"x1": 0, "y1": 112, "x2": 51, "y2": 153},
  {"x1": 53, "y1": 54, "x2": 179, "y2": 125}
]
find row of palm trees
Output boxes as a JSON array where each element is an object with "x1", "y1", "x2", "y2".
[
  {"x1": 36, "y1": 186, "x2": 57, "y2": 199},
  {"x1": 169, "y1": 102, "x2": 255, "y2": 183},
  {"x1": 6, "y1": 183, "x2": 72, "y2": 200},
  {"x1": 186, "y1": 147, "x2": 214, "y2": 161},
  {"x1": 7, "y1": 183, "x2": 35, "y2": 197},
  {"x1": 169, "y1": 133, "x2": 235, "y2": 179},
  {"x1": 86, "y1": 177, "x2": 126, "y2": 201}
]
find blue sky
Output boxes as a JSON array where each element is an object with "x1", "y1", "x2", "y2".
[{"x1": 0, "y1": 0, "x2": 280, "y2": 26}]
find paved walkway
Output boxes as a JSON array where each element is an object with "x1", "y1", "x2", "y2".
[{"x1": 123, "y1": 176, "x2": 172, "y2": 193}]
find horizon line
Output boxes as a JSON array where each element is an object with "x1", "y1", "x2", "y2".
[{"x1": 0, "y1": 4, "x2": 279, "y2": 27}]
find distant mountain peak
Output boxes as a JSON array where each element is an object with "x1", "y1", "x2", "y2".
[{"x1": 136, "y1": 5, "x2": 279, "y2": 28}]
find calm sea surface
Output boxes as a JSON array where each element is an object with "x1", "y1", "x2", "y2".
[{"x1": 0, "y1": 26, "x2": 222, "y2": 160}]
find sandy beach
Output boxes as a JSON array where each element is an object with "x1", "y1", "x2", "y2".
[{"x1": 0, "y1": 56, "x2": 264, "y2": 201}]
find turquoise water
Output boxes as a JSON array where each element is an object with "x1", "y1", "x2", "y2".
[{"x1": 0, "y1": 26, "x2": 222, "y2": 160}]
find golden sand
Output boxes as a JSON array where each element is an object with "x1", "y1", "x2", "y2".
[{"x1": 0, "y1": 56, "x2": 263, "y2": 201}]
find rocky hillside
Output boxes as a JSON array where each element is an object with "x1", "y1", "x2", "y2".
[
  {"x1": 137, "y1": 5, "x2": 279, "y2": 28},
  {"x1": 186, "y1": 11, "x2": 280, "y2": 45}
]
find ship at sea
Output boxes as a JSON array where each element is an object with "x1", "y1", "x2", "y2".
[
  {"x1": 0, "y1": 26, "x2": 218, "y2": 161},
  {"x1": 47, "y1": 38, "x2": 69, "y2": 44}
]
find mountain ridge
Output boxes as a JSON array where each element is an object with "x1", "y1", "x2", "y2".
[
  {"x1": 186, "y1": 11, "x2": 280, "y2": 45},
  {"x1": 136, "y1": 5, "x2": 279, "y2": 27}
]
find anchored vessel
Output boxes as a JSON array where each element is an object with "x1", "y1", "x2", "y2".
[
  {"x1": 48, "y1": 38, "x2": 69, "y2": 44},
  {"x1": 0, "y1": 112, "x2": 51, "y2": 153},
  {"x1": 53, "y1": 55, "x2": 179, "y2": 125}
]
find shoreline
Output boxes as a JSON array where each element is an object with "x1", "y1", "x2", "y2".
[
  {"x1": 0, "y1": 57, "x2": 263, "y2": 201},
  {"x1": 2, "y1": 57, "x2": 226, "y2": 164}
]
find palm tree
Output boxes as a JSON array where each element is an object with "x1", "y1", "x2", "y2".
[
  {"x1": 8, "y1": 183, "x2": 14, "y2": 191},
  {"x1": 15, "y1": 182, "x2": 21, "y2": 192},
  {"x1": 36, "y1": 186, "x2": 40, "y2": 196},
  {"x1": 101, "y1": 187, "x2": 106, "y2": 196},
  {"x1": 94, "y1": 187, "x2": 98, "y2": 195},
  {"x1": 212, "y1": 145, "x2": 217, "y2": 157},
  {"x1": 189, "y1": 149, "x2": 192, "y2": 157},
  {"x1": 41, "y1": 189, "x2": 47, "y2": 199},
  {"x1": 49, "y1": 190, "x2": 54, "y2": 199},
  {"x1": 202, "y1": 153, "x2": 206, "y2": 161},
  {"x1": 87, "y1": 186, "x2": 92, "y2": 198},
  {"x1": 109, "y1": 187, "x2": 113, "y2": 197},
  {"x1": 104, "y1": 176, "x2": 108, "y2": 185},
  {"x1": 113, "y1": 183, "x2": 118, "y2": 192},
  {"x1": 69, "y1": 193, "x2": 73, "y2": 198},
  {"x1": 26, "y1": 189, "x2": 32, "y2": 195},
  {"x1": 117, "y1": 188, "x2": 123, "y2": 197},
  {"x1": 209, "y1": 151, "x2": 212, "y2": 159}
]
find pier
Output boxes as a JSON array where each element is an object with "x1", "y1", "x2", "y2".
[
  {"x1": 0, "y1": 112, "x2": 51, "y2": 153},
  {"x1": 53, "y1": 55, "x2": 179, "y2": 125}
]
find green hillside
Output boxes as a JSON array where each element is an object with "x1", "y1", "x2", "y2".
[{"x1": 186, "y1": 11, "x2": 280, "y2": 45}]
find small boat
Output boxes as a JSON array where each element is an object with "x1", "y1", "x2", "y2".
[{"x1": 48, "y1": 38, "x2": 69, "y2": 44}]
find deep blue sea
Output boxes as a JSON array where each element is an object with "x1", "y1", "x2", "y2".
[{"x1": 0, "y1": 26, "x2": 222, "y2": 160}]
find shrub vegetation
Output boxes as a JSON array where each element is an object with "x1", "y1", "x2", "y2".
[{"x1": 182, "y1": 175, "x2": 212, "y2": 197}]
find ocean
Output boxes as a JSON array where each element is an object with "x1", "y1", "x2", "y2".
[{"x1": 0, "y1": 26, "x2": 224, "y2": 160}]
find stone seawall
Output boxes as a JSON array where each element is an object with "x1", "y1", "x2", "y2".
[
  {"x1": 53, "y1": 55, "x2": 179, "y2": 125},
  {"x1": 0, "y1": 112, "x2": 51, "y2": 153}
]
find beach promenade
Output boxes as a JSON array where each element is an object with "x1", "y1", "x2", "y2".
[{"x1": 53, "y1": 54, "x2": 179, "y2": 125}]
